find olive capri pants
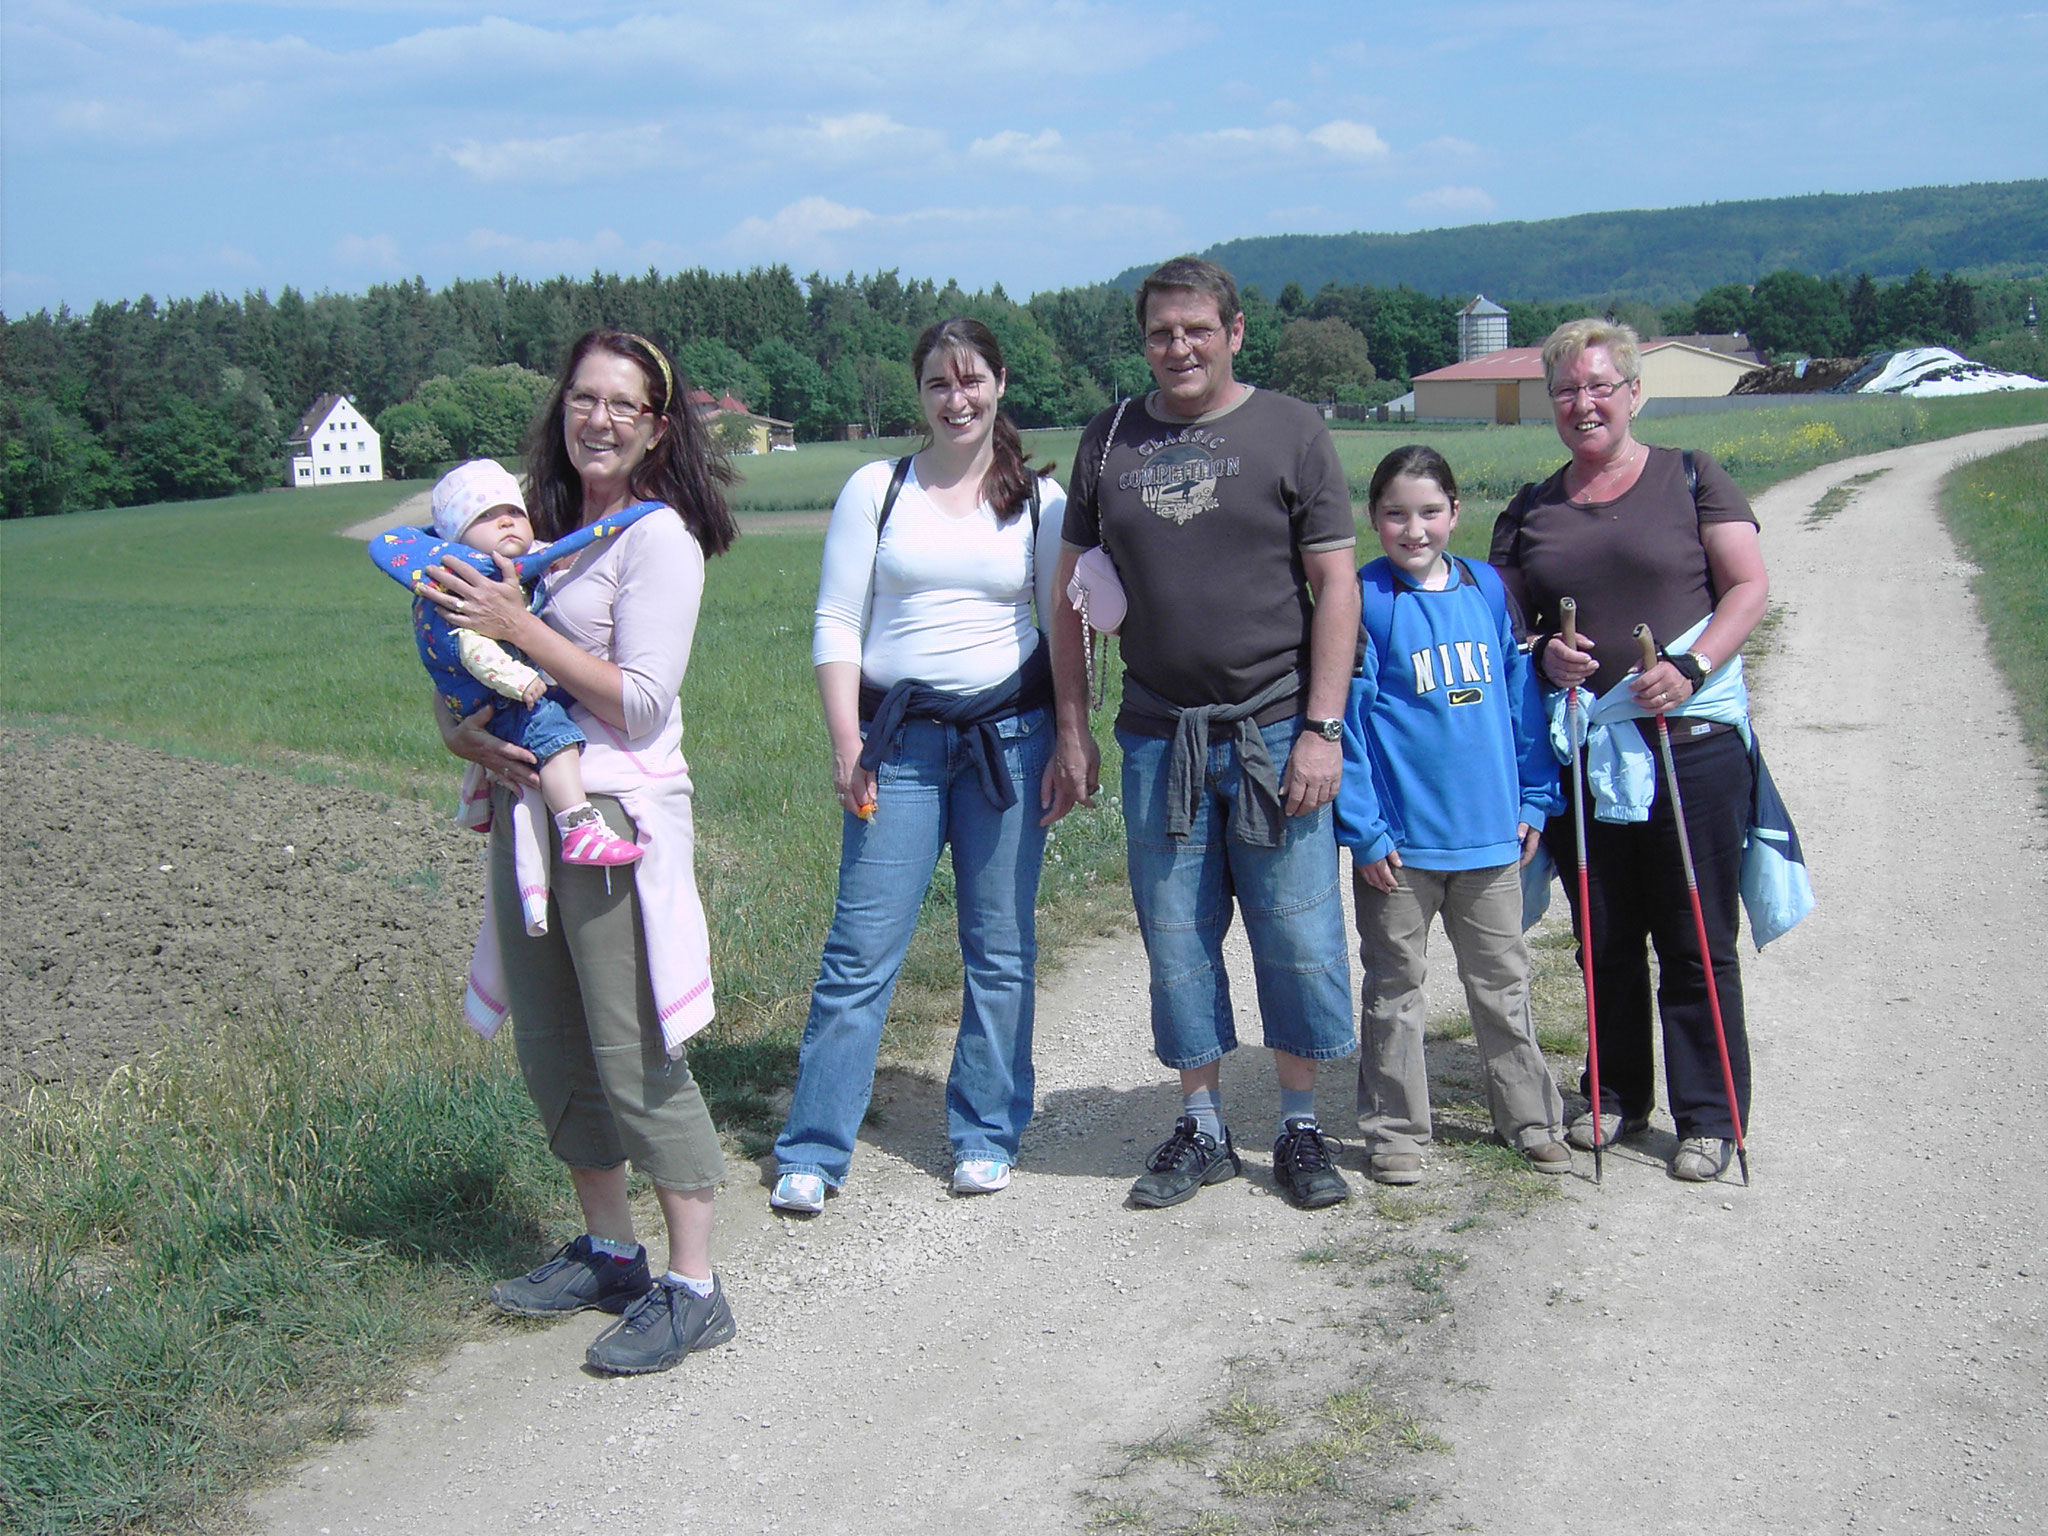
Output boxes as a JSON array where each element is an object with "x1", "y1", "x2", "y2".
[{"x1": 489, "y1": 791, "x2": 725, "y2": 1192}]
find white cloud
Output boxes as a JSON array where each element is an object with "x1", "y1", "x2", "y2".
[
  {"x1": 1184, "y1": 119, "x2": 1390, "y2": 163},
  {"x1": 967, "y1": 129, "x2": 1083, "y2": 176},
  {"x1": 1306, "y1": 120, "x2": 1390, "y2": 161},
  {"x1": 334, "y1": 233, "x2": 402, "y2": 270},
  {"x1": 439, "y1": 126, "x2": 671, "y2": 184},
  {"x1": 1404, "y1": 185, "x2": 1496, "y2": 218},
  {"x1": 761, "y1": 112, "x2": 945, "y2": 166},
  {"x1": 724, "y1": 196, "x2": 876, "y2": 260},
  {"x1": 461, "y1": 226, "x2": 683, "y2": 271}
]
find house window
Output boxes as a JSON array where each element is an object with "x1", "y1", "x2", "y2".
[
  {"x1": 360, "y1": 465, "x2": 372, "y2": 475},
  {"x1": 340, "y1": 465, "x2": 351, "y2": 475},
  {"x1": 321, "y1": 467, "x2": 332, "y2": 477}
]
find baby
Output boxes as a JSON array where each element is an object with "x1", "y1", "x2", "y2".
[{"x1": 413, "y1": 459, "x2": 641, "y2": 867}]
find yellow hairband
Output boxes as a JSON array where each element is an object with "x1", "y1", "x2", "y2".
[{"x1": 623, "y1": 333, "x2": 674, "y2": 410}]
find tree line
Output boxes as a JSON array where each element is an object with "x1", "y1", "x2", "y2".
[{"x1": 3, "y1": 261, "x2": 2040, "y2": 517}]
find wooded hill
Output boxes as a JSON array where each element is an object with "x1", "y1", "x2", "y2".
[{"x1": 1116, "y1": 180, "x2": 2048, "y2": 305}]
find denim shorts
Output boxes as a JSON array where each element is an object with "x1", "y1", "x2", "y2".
[
  {"x1": 1117, "y1": 718, "x2": 1355, "y2": 1070},
  {"x1": 491, "y1": 691, "x2": 586, "y2": 766}
]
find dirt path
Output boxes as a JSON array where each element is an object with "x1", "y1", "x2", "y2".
[{"x1": 234, "y1": 425, "x2": 2045, "y2": 1534}]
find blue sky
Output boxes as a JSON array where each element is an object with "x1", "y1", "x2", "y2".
[{"x1": 4, "y1": 1, "x2": 2043, "y2": 315}]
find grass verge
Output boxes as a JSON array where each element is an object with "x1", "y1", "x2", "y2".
[
  {"x1": 1939, "y1": 433, "x2": 2048, "y2": 799},
  {"x1": 0, "y1": 998, "x2": 559, "y2": 1536}
]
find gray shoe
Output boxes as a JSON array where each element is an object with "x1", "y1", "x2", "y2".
[
  {"x1": 1670, "y1": 1136, "x2": 1734, "y2": 1182},
  {"x1": 1369, "y1": 1151, "x2": 1423, "y2": 1186},
  {"x1": 490, "y1": 1236, "x2": 649, "y2": 1318},
  {"x1": 1129, "y1": 1116, "x2": 1241, "y2": 1208},
  {"x1": 1523, "y1": 1140, "x2": 1574, "y2": 1175},
  {"x1": 586, "y1": 1278, "x2": 737, "y2": 1375},
  {"x1": 1566, "y1": 1111, "x2": 1637, "y2": 1151}
]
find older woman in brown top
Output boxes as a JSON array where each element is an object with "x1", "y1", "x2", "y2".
[{"x1": 1489, "y1": 318, "x2": 1769, "y2": 1183}]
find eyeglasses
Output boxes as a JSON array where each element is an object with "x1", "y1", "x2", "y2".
[
  {"x1": 566, "y1": 391, "x2": 654, "y2": 424},
  {"x1": 1548, "y1": 379, "x2": 1635, "y2": 405},
  {"x1": 1143, "y1": 325, "x2": 1221, "y2": 353}
]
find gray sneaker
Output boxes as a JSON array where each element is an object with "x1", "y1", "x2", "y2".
[
  {"x1": 490, "y1": 1236, "x2": 649, "y2": 1318},
  {"x1": 1670, "y1": 1136, "x2": 1734, "y2": 1182},
  {"x1": 1129, "y1": 1116, "x2": 1241, "y2": 1208},
  {"x1": 585, "y1": 1278, "x2": 737, "y2": 1375}
]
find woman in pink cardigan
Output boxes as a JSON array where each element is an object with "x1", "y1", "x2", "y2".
[{"x1": 428, "y1": 329, "x2": 741, "y2": 1376}]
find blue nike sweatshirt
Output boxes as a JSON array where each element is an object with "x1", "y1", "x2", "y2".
[{"x1": 1334, "y1": 556, "x2": 1562, "y2": 870}]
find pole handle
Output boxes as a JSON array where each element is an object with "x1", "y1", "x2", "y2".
[
  {"x1": 1560, "y1": 597, "x2": 1578, "y2": 648},
  {"x1": 1633, "y1": 623, "x2": 1659, "y2": 674}
]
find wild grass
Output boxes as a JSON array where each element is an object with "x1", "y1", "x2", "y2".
[
  {"x1": 0, "y1": 998, "x2": 559, "y2": 1536},
  {"x1": 1939, "y1": 434, "x2": 2048, "y2": 791}
]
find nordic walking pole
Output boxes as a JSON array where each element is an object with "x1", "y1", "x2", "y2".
[
  {"x1": 1561, "y1": 599, "x2": 1603, "y2": 1184},
  {"x1": 1633, "y1": 625, "x2": 1750, "y2": 1186}
]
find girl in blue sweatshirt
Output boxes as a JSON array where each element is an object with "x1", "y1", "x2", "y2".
[{"x1": 1336, "y1": 447, "x2": 1570, "y2": 1184}]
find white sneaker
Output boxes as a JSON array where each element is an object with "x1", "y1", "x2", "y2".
[
  {"x1": 770, "y1": 1172, "x2": 825, "y2": 1213},
  {"x1": 951, "y1": 1158, "x2": 1011, "y2": 1194}
]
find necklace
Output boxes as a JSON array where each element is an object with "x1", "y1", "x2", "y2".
[{"x1": 1569, "y1": 442, "x2": 1642, "y2": 503}]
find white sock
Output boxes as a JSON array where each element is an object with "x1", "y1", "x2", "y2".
[
  {"x1": 554, "y1": 802, "x2": 600, "y2": 834},
  {"x1": 663, "y1": 1270, "x2": 715, "y2": 1297}
]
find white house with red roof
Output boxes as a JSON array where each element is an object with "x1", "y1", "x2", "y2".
[
  {"x1": 286, "y1": 394, "x2": 383, "y2": 488},
  {"x1": 1412, "y1": 341, "x2": 1763, "y2": 424}
]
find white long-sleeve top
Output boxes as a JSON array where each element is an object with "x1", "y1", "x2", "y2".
[{"x1": 813, "y1": 457, "x2": 1067, "y2": 694}]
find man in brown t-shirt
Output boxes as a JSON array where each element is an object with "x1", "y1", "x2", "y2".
[{"x1": 1052, "y1": 258, "x2": 1360, "y2": 1212}]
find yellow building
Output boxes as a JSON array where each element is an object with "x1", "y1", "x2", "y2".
[{"x1": 1413, "y1": 341, "x2": 1763, "y2": 424}]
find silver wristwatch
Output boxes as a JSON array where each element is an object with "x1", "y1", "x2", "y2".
[{"x1": 1304, "y1": 717, "x2": 1343, "y2": 742}]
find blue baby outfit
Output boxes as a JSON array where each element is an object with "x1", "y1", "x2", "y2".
[{"x1": 369, "y1": 502, "x2": 666, "y2": 764}]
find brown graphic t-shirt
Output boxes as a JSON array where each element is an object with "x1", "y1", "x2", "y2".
[{"x1": 1064, "y1": 388, "x2": 1355, "y2": 736}]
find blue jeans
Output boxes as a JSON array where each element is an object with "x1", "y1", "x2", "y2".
[
  {"x1": 1118, "y1": 719, "x2": 1355, "y2": 1070},
  {"x1": 773, "y1": 707, "x2": 1053, "y2": 1186}
]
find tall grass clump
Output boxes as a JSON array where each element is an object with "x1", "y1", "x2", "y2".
[
  {"x1": 1940, "y1": 434, "x2": 2048, "y2": 786},
  {"x1": 0, "y1": 999, "x2": 561, "y2": 1536}
]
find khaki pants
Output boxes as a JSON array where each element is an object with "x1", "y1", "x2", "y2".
[
  {"x1": 491, "y1": 792, "x2": 726, "y2": 1193},
  {"x1": 1353, "y1": 861, "x2": 1564, "y2": 1155}
]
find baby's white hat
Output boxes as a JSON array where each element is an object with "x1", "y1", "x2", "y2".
[{"x1": 431, "y1": 459, "x2": 526, "y2": 541}]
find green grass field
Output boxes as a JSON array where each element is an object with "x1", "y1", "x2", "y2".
[
  {"x1": 4, "y1": 390, "x2": 2046, "y2": 1536},
  {"x1": 1940, "y1": 433, "x2": 2048, "y2": 794}
]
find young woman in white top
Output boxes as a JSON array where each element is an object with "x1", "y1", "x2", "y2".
[{"x1": 770, "y1": 318, "x2": 1078, "y2": 1210}]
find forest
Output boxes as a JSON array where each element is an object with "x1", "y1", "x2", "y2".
[{"x1": 3, "y1": 249, "x2": 2043, "y2": 518}]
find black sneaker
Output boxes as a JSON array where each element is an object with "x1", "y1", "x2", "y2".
[
  {"x1": 585, "y1": 1278, "x2": 737, "y2": 1375},
  {"x1": 489, "y1": 1235, "x2": 649, "y2": 1318},
  {"x1": 1129, "y1": 1115, "x2": 1242, "y2": 1208},
  {"x1": 1273, "y1": 1117, "x2": 1350, "y2": 1209}
]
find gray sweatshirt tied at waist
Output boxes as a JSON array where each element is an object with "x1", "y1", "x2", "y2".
[{"x1": 1122, "y1": 670, "x2": 1301, "y2": 849}]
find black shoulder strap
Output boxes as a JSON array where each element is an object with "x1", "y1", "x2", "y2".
[
  {"x1": 1682, "y1": 449, "x2": 1699, "y2": 511},
  {"x1": 874, "y1": 455, "x2": 914, "y2": 542}
]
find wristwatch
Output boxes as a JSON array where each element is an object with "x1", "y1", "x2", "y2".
[
  {"x1": 1304, "y1": 717, "x2": 1344, "y2": 742},
  {"x1": 1664, "y1": 649, "x2": 1714, "y2": 686}
]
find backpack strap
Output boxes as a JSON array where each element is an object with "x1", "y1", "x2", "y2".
[
  {"x1": 1357, "y1": 561, "x2": 1402, "y2": 668},
  {"x1": 1358, "y1": 556, "x2": 1508, "y2": 669},
  {"x1": 873, "y1": 455, "x2": 914, "y2": 543}
]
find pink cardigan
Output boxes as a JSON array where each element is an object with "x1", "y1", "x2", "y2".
[{"x1": 456, "y1": 510, "x2": 716, "y2": 1057}]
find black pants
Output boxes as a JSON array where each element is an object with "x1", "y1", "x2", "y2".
[{"x1": 1545, "y1": 724, "x2": 1753, "y2": 1139}]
